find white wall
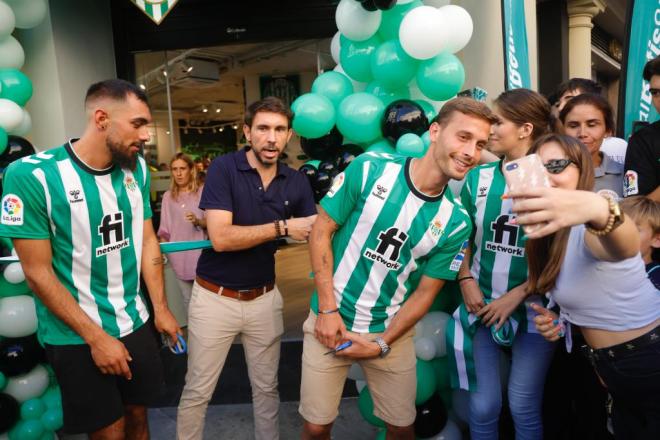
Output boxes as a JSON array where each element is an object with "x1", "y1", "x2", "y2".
[{"x1": 15, "y1": 0, "x2": 116, "y2": 150}]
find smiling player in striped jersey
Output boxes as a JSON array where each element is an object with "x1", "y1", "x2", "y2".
[
  {"x1": 299, "y1": 98, "x2": 497, "y2": 440},
  {"x1": 0, "y1": 80, "x2": 180, "y2": 439}
]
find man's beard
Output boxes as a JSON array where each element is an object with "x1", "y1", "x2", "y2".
[{"x1": 107, "y1": 137, "x2": 140, "y2": 170}]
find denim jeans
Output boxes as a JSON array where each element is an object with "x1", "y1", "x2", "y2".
[
  {"x1": 592, "y1": 333, "x2": 660, "y2": 440},
  {"x1": 469, "y1": 326, "x2": 556, "y2": 440}
]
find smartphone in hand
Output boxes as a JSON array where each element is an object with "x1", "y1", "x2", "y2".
[{"x1": 502, "y1": 154, "x2": 551, "y2": 235}]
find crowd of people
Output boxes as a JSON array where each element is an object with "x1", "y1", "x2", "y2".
[{"x1": 0, "y1": 54, "x2": 657, "y2": 440}]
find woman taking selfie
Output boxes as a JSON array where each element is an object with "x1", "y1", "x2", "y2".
[
  {"x1": 158, "y1": 153, "x2": 207, "y2": 321},
  {"x1": 509, "y1": 133, "x2": 659, "y2": 440},
  {"x1": 450, "y1": 88, "x2": 555, "y2": 440}
]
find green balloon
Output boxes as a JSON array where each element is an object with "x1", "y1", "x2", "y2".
[
  {"x1": 292, "y1": 93, "x2": 336, "y2": 139},
  {"x1": 21, "y1": 398, "x2": 46, "y2": 420},
  {"x1": 421, "y1": 131, "x2": 431, "y2": 149},
  {"x1": 41, "y1": 386, "x2": 62, "y2": 410},
  {"x1": 371, "y1": 40, "x2": 418, "y2": 90},
  {"x1": 429, "y1": 280, "x2": 462, "y2": 313},
  {"x1": 340, "y1": 35, "x2": 381, "y2": 83},
  {"x1": 0, "y1": 371, "x2": 6, "y2": 390},
  {"x1": 9, "y1": 420, "x2": 45, "y2": 440},
  {"x1": 40, "y1": 407, "x2": 63, "y2": 431},
  {"x1": 0, "y1": 126, "x2": 7, "y2": 155},
  {"x1": 416, "y1": 359, "x2": 437, "y2": 405},
  {"x1": 357, "y1": 387, "x2": 386, "y2": 428},
  {"x1": 305, "y1": 160, "x2": 321, "y2": 169},
  {"x1": 336, "y1": 93, "x2": 384, "y2": 144},
  {"x1": 366, "y1": 139, "x2": 396, "y2": 155},
  {"x1": 439, "y1": 387, "x2": 453, "y2": 411},
  {"x1": 396, "y1": 133, "x2": 426, "y2": 158},
  {"x1": 378, "y1": 0, "x2": 423, "y2": 41},
  {"x1": 431, "y1": 356, "x2": 452, "y2": 391},
  {"x1": 366, "y1": 80, "x2": 409, "y2": 107},
  {"x1": 312, "y1": 71, "x2": 353, "y2": 109},
  {"x1": 40, "y1": 432, "x2": 55, "y2": 440},
  {"x1": 0, "y1": 69, "x2": 33, "y2": 106},
  {"x1": 376, "y1": 429, "x2": 387, "y2": 440},
  {"x1": 416, "y1": 52, "x2": 465, "y2": 101},
  {"x1": 415, "y1": 100, "x2": 437, "y2": 122}
]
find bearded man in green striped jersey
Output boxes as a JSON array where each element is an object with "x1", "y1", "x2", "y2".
[
  {"x1": 0, "y1": 80, "x2": 180, "y2": 438},
  {"x1": 299, "y1": 98, "x2": 497, "y2": 440}
]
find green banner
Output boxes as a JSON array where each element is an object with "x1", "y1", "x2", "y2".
[
  {"x1": 501, "y1": 0, "x2": 531, "y2": 90},
  {"x1": 621, "y1": 0, "x2": 659, "y2": 138}
]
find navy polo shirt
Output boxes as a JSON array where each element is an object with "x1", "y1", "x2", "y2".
[{"x1": 196, "y1": 147, "x2": 316, "y2": 289}]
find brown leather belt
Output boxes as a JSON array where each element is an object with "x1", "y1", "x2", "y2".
[{"x1": 196, "y1": 277, "x2": 274, "y2": 301}]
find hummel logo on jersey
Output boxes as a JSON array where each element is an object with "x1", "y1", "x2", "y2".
[
  {"x1": 478, "y1": 186, "x2": 488, "y2": 197},
  {"x1": 485, "y1": 214, "x2": 524, "y2": 256},
  {"x1": 96, "y1": 212, "x2": 130, "y2": 257},
  {"x1": 68, "y1": 189, "x2": 84, "y2": 203},
  {"x1": 372, "y1": 184, "x2": 389, "y2": 200},
  {"x1": 363, "y1": 227, "x2": 408, "y2": 270}
]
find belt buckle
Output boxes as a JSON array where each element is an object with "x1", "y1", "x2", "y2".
[{"x1": 237, "y1": 288, "x2": 252, "y2": 299}]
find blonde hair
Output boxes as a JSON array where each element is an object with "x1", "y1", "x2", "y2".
[
  {"x1": 169, "y1": 153, "x2": 200, "y2": 201},
  {"x1": 620, "y1": 196, "x2": 660, "y2": 234}
]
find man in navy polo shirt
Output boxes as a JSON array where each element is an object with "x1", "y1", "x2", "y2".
[{"x1": 177, "y1": 97, "x2": 317, "y2": 440}]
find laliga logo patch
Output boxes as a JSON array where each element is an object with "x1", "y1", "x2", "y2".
[
  {"x1": 1, "y1": 194, "x2": 24, "y2": 225},
  {"x1": 623, "y1": 170, "x2": 638, "y2": 196},
  {"x1": 326, "y1": 172, "x2": 345, "y2": 198},
  {"x1": 450, "y1": 240, "x2": 470, "y2": 272}
]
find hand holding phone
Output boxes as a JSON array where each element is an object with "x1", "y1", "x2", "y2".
[{"x1": 502, "y1": 154, "x2": 551, "y2": 235}]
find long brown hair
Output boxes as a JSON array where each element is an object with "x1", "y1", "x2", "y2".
[
  {"x1": 493, "y1": 88, "x2": 552, "y2": 141},
  {"x1": 169, "y1": 153, "x2": 200, "y2": 201},
  {"x1": 525, "y1": 134, "x2": 595, "y2": 294}
]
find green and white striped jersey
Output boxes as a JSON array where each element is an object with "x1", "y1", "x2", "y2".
[
  {"x1": 0, "y1": 141, "x2": 152, "y2": 345},
  {"x1": 314, "y1": 152, "x2": 472, "y2": 333},
  {"x1": 460, "y1": 160, "x2": 528, "y2": 301}
]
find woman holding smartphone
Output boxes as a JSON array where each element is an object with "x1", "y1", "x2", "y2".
[
  {"x1": 158, "y1": 153, "x2": 207, "y2": 322},
  {"x1": 559, "y1": 93, "x2": 624, "y2": 199},
  {"x1": 449, "y1": 88, "x2": 555, "y2": 440},
  {"x1": 511, "y1": 133, "x2": 659, "y2": 440}
]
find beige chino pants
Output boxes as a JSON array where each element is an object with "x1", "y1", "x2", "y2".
[{"x1": 176, "y1": 281, "x2": 284, "y2": 440}]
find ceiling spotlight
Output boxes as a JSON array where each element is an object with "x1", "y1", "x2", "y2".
[
  {"x1": 181, "y1": 60, "x2": 193, "y2": 73},
  {"x1": 165, "y1": 130, "x2": 171, "y2": 135},
  {"x1": 139, "y1": 83, "x2": 146, "y2": 90},
  {"x1": 219, "y1": 126, "x2": 224, "y2": 132},
  {"x1": 161, "y1": 68, "x2": 168, "y2": 77},
  {"x1": 215, "y1": 107, "x2": 221, "y2": 113},
  {"x1": 202, "y1": 105, "x2": 208, "y2": 113},
  {"x1": 232, "y1": 124, "x2": 238, "y2": 130}
]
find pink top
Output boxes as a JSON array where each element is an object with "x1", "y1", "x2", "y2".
[{"x1": 157, "y1": 188, "x2": 206, "y2": 281}]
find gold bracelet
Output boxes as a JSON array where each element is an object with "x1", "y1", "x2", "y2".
[{"x1": 585, "y1": 196, "x2": 623, "y2": 236}]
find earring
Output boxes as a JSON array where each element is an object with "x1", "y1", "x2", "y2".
[{"x1": 518, "y1": 135, "x2": 524, "y2": 139}]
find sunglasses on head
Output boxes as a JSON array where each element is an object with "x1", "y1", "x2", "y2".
[{"x1": 544, "y1": 159, "x2": 575, "y2": 174}]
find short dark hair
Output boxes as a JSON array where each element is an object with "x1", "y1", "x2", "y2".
[
  {"x1": 85, "y1": 79, "x2": 149, "y2": 106},
  {"x1": 433, "y1": 97, "x2": 498, "y2": 127},
  {"x1": 244, "y1": 96, "x2": 293, "y2": 128},
  {"x1": 554, "y1": 78, "x2": 602, "y2": 103},
  {"x1": 643, "y1": 55, "x2": 660, "y2": 82},
  {"x1": 559, "y1": 93, "x2": 615, "y2": 133}
]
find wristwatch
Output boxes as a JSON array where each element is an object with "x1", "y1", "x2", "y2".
[
  {"x1": 374, "y1": 337, "x2": 391, "y2": 358},
  {"x1": 586, "y1": 196, "x2": 624, "y2": 236}
]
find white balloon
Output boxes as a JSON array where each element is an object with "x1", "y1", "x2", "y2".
[
  {"x1": 0, "y1": 295, "x2": 38, "y2": 337},
  {"x1": 9, "y1": 108, "x2": 31, "y2": 136},
  {"x1": 0, "y1": 2, "x2": 16, "y2": 39},
  {"x1": 414, "y1": 337, "x2": 437, "y2": 361},
  {"x1": 4, "y1": 0, "x2": 47, "y2": 29},
  {"x1": 413, "y1": 319, "x2": 425, "y2": 341},
  {"x1": 4, "y1": 364, "x2": 49, "y2": 403},
  {"x1": 4, "y1": 262, "x2": 25, "y2": 284},
  {"x1": 438, "y1": 5, "x2": 474, "y2": 53},
  {"x1": 347, "y1": 363, "x2": 365, "y2": 381},
  {"x1": 399, "y1": 6, "x2": 449, "y2": 60},
  {"x1": 333, "y1": 64, "x2": 367, "y2": 92},
  {"x1": 420, "y1": 311, "x2": 451, "y2": 357},
  {"x1": 0, "y1": 35, "x2": 25, "y2": 69},
  {"x1": 335, "y1": 0, "x2": 381, "y2": 42},
  {"x1": 355, "y1": 379, "x2": 367, "y2": 393},
  {"x1": 451, "y1": 389, "x2": 470, "y2": 424},
  {"x1": 434, "y1": 418, "x2": 462, "y2": 440},
  {"x1": 0, "y1": 98, "x2": 24, "y2": 132},
  {"x1": 331, "y1": 32, "x2": 342, "y2": 65},
  {"x1": 423, "y1": 0, "x2": 451, "y2": 7}
]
